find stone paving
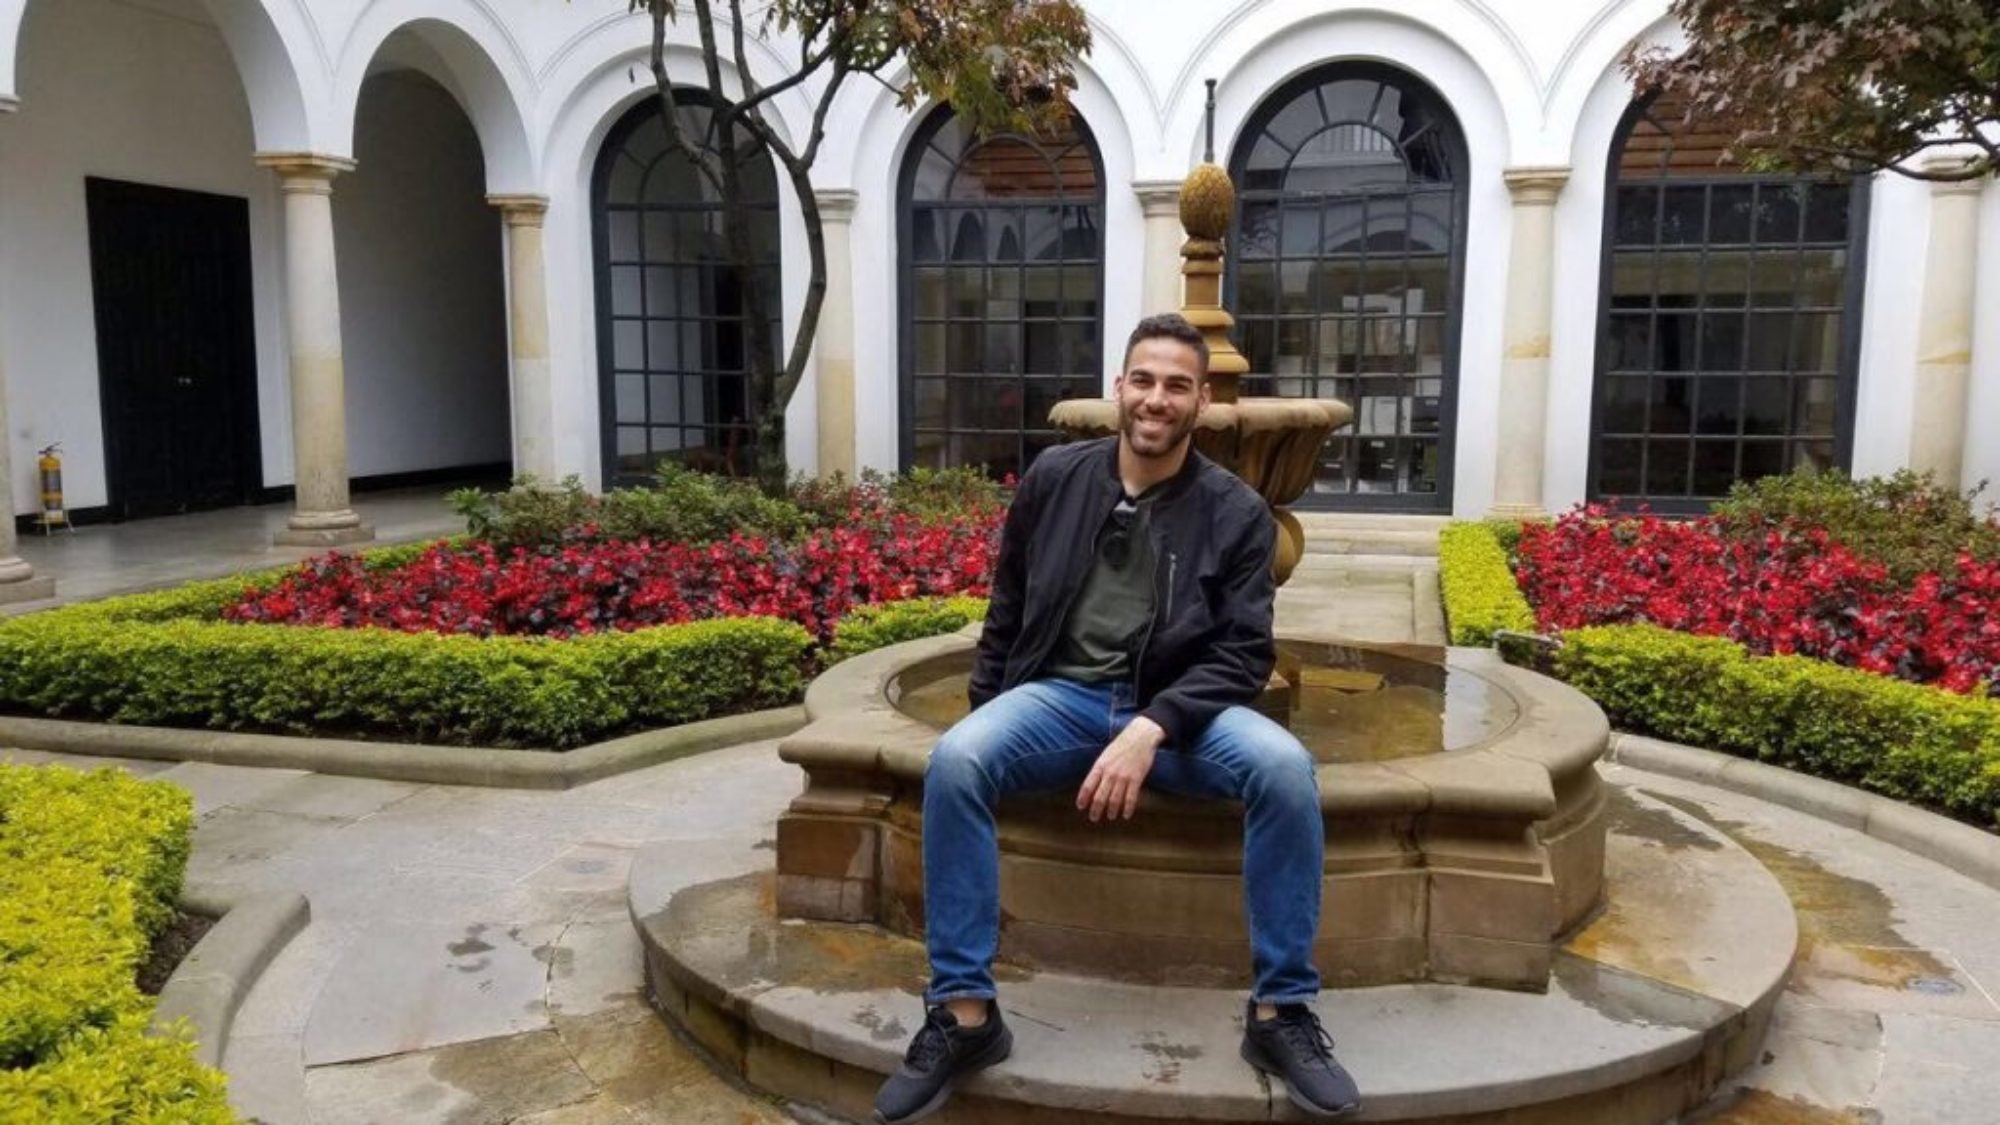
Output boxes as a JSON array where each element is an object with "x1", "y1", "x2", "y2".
[
  {"x1": 5, "y1": 487, "x2": 464, "y2": 611},
  {"x1": 3, "y1": 541, "x2": 1998, "y2": 1122}
]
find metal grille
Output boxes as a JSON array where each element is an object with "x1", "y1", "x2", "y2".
[
  {"x1": 899, "y1": 108, "x2": 1104, "y2": 479},
  {"x1": 1228, "y1": 63, "x2": 1467, "y2": 511},
  {"x1": 1590, "y1": 97, "x2": 1868, "y2": 509},
  {"x1": 593, "y1": 92, "x2": 780, "y2": 486}
]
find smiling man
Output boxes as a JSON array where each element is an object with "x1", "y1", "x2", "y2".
[{"x1": 873, "y1": 313, "x2": 1361, "y2": 1123}]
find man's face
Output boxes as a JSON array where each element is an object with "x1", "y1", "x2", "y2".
[{"x1": 1114, "y1": 336, "x2": 1209, "y2": 459}]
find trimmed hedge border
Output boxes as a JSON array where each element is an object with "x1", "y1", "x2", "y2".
[
  {"x1": 0, "y1": 557, "x2": 811, "y2": 750},
  {"x1": 0, "y1": 764, "x2": 234, "y2": 1124},
  {"x1": 1557, "y1": 625, "x2": 2000, "y2": 830},
  {"x1": 1437, "y1": 522, "x2": 1534, "y2": 646},
  {"x1": 829, "y1": 595, "x2": 990, "y2": 663}
]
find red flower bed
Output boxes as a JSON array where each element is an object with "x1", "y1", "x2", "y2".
[
  {"x1": 224, "y1": 512, "x2": 1001, "y2": 642},
  {"x1": 1516, "y1": 506, "x2": 2000, "y2": 693}
]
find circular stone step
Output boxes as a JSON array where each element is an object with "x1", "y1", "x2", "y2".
[{"x1": 630, "y1": 785, "x2": 1796, "y2": 1124}]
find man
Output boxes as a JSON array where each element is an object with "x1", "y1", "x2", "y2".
[{"x1": 873, "y1": 313, "x2": 1361, "y2": 1123}]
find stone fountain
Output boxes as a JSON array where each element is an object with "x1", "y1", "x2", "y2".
[
  {"x1": 628, "y1": 157, "x2": 1798, "y2": 1125},
  {"x1": 1048, "y1": 159, "x2": 1349, "y2": 586}
]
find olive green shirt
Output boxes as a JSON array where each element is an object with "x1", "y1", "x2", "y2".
[{"x1": 1044, "y1": 496, "x2": 1157, "y2": 684}]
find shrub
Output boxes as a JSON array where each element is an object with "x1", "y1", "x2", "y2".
[
  {"x1": 0, "y1": 611, "x2": 811, "y2": 749},
  {"x1": 1517, "y1": 506, "x2": 2000, "y2": 693},
  {"x1": 1437, "y1": 522, "x2": 1536, "y2": 646},
  {"x1": 882, "y1": 467, "x2": 1011, "y2": 523},
  {"x1": 0, "y1": 765, "x2": 234, "y2": 1123},
  {"x1": 1711, "y1": 467, "x2": 2000, "y2": 583},
  {"x1": 830, "y1": 596, "x2": 990, "y2": 662},
  {"x1": 450, "y1": 468, "x2": 808, "y2": 551},
  {"x1": 1556, "y1": 625, "x2": 2000, "y2": 829},
  {"x1": 226, "y1": 515, "x2": 1001, "y2": 644}
]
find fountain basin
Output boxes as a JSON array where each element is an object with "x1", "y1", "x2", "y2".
[{"x1": 775, "y1": 629, "x2": 1610, "y2": 991}]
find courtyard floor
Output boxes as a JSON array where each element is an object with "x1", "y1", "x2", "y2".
[{"x1": 0, "y1": 513, "x2": 1994, "y2": 1122}]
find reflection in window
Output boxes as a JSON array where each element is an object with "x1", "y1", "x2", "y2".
[
  {"x1": 1229, "y1": 64, "x2": 1466, "y2": 508},
  {"x1": 900, "y1": 107, "x2": 1103, "y2": 479},
  {"x1": 1591, "y1": 95, "x2": 1864, "y2": 507},
  {"x1": 593, "y1": 91, "x2": 779, "y2": 485}
]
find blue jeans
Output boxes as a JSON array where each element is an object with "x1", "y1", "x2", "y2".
[{"x1": 922, "y1": 678, "x2": 1324, "y2": 1005}]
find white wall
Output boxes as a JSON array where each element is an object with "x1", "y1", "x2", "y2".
[
  {"x1": 2, "y1": 0, "x2": 1989, "y2": 520},
  {"x1": 335, "y1": 69, "x2": 510, "y2": 477},
  {"x1": 0, "y1": 0, "x2": 288, "y2": 515}
]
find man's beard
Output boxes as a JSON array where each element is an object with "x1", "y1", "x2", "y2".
[{"x1": 1117, "y1": 401, "x2": 1198, "y2": 458}]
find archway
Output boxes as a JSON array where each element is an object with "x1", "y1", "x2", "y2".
[{"x1": 1227, "y1": 62, "x2": 1470, "y2": 511}]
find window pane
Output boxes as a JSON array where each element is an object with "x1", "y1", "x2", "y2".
[
  {"x1": 1598, "y1": 438, "x2": 1642, "y2": 495},
  {"x1": 901, "y1": 106, "x2": 1102, "y2": 476},
  {"x1": 1600, "y1": 377, "x2": 1648, "y2": 433},
  {"x1": 1693, "y1": 440, "x2": 1737, "y2": 496},
  {"x1": 1646, "y1": 440, "x2": 1690, "y2": 495}
]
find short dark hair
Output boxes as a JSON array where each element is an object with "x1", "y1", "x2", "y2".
[{"x1": 1123, "y1": 313, "x2": 1210, "y2": 379}]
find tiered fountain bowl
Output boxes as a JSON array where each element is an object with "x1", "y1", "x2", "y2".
[{"x1": 1048, "y1": 162, "x2": 1350, "y2": 585}]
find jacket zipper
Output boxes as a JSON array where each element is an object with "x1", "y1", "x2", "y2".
[{"x1": 1132, "y1": 537, "x2": 1175, "y2": 703}]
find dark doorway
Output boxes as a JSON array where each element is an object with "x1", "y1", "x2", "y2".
[{"x1": 86, "y1": 177, "x2": 263, "y2": 520}]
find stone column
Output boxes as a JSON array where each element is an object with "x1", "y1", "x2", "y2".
[
  {"x1": 1909, "y1": 156, "x2": 1984, "y2": 489},
  {"x1": 1488, "y1": 166, "x2": 1570, "y2": 520},
  {"x1": 0, "y1": 110, "x2": 53, "y2": 603},
  {"x1": 489, "y1": 194, "x2": 556, "y2": 482},
  {"x1": 814, "y1": 189, "x2": 858, "y2": 480},
  {"x1": 1133, "y1": 179, "x2": 1186, "y2": 317},
  {"x1": 0, "y1": 370, "x2": 52, "y2": 602},
  {"x1": 258, "y1": 154, "x2": 372, "y2": 546}
]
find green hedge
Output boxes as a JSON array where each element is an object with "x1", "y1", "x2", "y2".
[
  {"x1": 829, "y1": 596, "x2": 990, "y2": 663},
  {"x1": 1437, "y1": 522, "x2": 1535, "y2": 646},
  {"x1": 0, "y1": 591, "x2": 811, "y2": 749},
  {"x1": 0, "y1": 765, "x2": 234, "y2": 1123},
  {"x1": 1557, "y1": 625, "x2": 2000, "y2": 828}
]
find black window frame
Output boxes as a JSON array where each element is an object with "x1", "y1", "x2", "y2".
[
  {"x1": 1586, "y1": 93, "x2": 1872, "y2": 513},
  {"x1": 895, "y1": 104, "x2": 1108, "y2": 478},
  {"x1": 1224, "y1": 61, "x2": 1471, "y2": 513},
  {"x1": 590, "y1": 88, "x2": 781, "y2": 488}
]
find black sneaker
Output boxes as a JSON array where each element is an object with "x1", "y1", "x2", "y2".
[
  {"x1": 873, "y1": 1002, "x2": 1013, "y2": 1123},
  {"x1": 1240, "y1": 1001, "x2": 1361, "y2": 1118}
]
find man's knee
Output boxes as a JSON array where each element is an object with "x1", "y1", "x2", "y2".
[
  {"x1": 1226, "y1": 712, "x2": 1317, "y2": 796},
  {"x1": 925, "y1": 723, "x2": 995, "y2": 798}
]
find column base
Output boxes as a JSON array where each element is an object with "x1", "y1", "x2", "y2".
[
  {"x1": 276, "y1": 513, "x2": 374, "y2": 547},
  {"x1": 0, "y1": 573, "x2": 56, "y2": 605},
  {"x1": 1484, "y1": 503, "x2": 1549, "y2": 522}
]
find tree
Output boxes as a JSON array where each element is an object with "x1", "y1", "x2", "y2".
[
  {"x1": 615, "y1": 0, "x2": 1092, "y2": 492},
  {"x1": 1626, "y1": 0, "x2": 2000, "y2": 182}
]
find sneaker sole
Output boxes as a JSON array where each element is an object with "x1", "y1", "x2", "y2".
[
  {"x1": 874, "y1": 1026, "x2": 1014, "y2": 1124},
  {"x1": 1240, "y1": 1038, "x2": 1361, "y2": 1120}
]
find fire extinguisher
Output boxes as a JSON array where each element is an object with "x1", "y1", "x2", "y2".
[{"x1": 36, "y1": 443, "x2": 69, "y2": 534}]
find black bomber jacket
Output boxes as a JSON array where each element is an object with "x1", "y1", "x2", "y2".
[{"x1": 967, "y1": 436, "x2": 1278, "y2": 747}]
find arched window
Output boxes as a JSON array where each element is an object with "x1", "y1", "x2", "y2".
[
  {"x1": 1228, "y1": 63, "x2": 1468, "y2": 510},
  {"x1": 899, "y1": 106, "x2": 1104, "y2": 478},
  {"x1": 592, "y1": 92, "x2": 779, "y2": 486},
  {"x1": 1591, "y1": 95, "x2": 1868, "y2": 508}
]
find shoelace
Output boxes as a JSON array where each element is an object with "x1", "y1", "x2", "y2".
[
  {"x1": 904, "y1": 1012, "x2": 956, "y2": 1071},
  {"x1": 1276, "y1": 1008, "x2": 1337, "y2": 1067}
]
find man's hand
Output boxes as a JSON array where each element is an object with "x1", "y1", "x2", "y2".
[{"x1": 1077, "y1": 715, "x2": 1167, "y2": 822}]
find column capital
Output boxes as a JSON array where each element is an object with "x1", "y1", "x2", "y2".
[
  {"x1": 1922, "y1": 154, "x2": 1988, "y2": 196},
  {"x1": 1503, "y1": 165, "x2": 1570, "y2": 205},
  {"x1": 488, "y1": 193, "x2": 550, "y2": 226},
  {"x1": 0, "y1": 95, "x2": 18, "y2": 114},
  {"x1": 814, "y1": 188, "x2": 859, "y2": 222},
  {"x1": 256, "y1": 152, "x2": 356, "y2": 193},
  {"x1": 1132, "y1": 179, "x2": 1184, "y2": 218}
]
